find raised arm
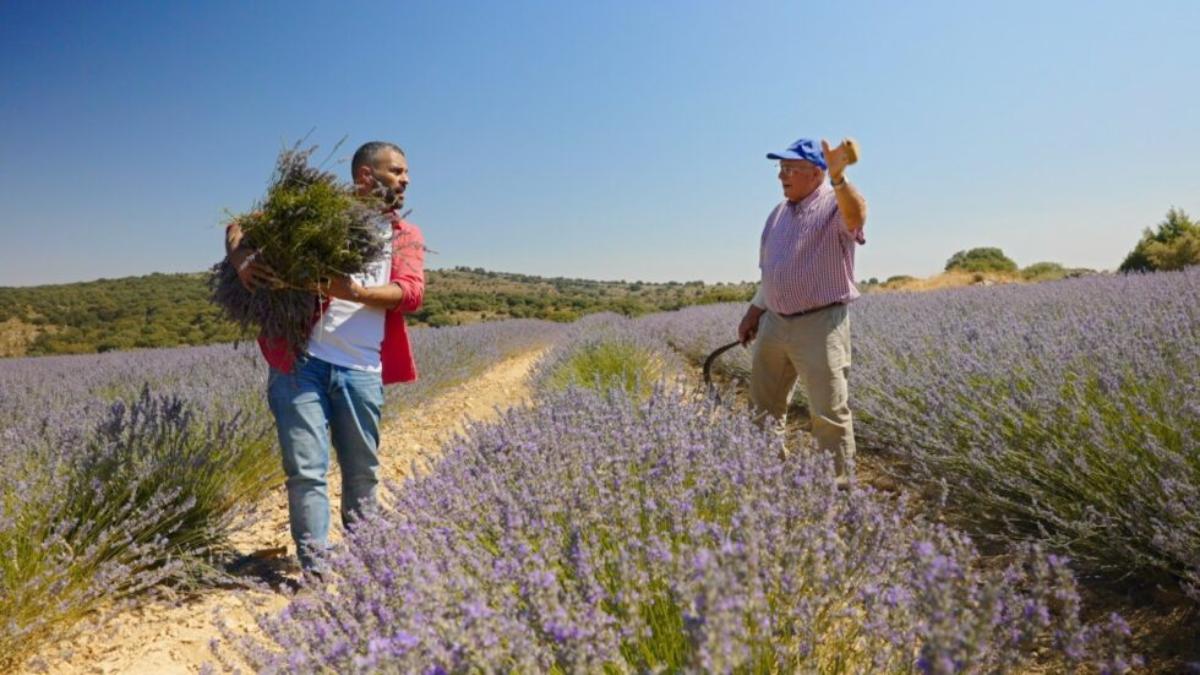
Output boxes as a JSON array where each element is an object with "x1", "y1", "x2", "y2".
[{"x1": 822, "y1": 138, "x2": 867, "y2": 233}]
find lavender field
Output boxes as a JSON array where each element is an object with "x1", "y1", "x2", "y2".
[
  {"x1": 3, "y1": 269, "x2": 1196, "y2": 671},
  {"x1": 227, "y1": 386, "x2": 1135, "y2": 673},
  {"x1": 852, "y1": 269, "x2": 1200, "y2": 595},
  {"x1": 229, "y1": 273, "x2": 1199, "y2": 672},
  {"x1": 639, "y1": 269, "x2": 1200, "y2": 603},
  {"x1": 0, "y1": 321, "x2": 559, "y2": 672}
]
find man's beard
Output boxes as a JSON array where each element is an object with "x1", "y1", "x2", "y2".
[{"x1": 372, "y1": 173, "x2": 404, "y2": 209}]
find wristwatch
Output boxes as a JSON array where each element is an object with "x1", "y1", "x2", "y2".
[{"x1": 830, "y1": 176, "x2": 847, "y2": 188}]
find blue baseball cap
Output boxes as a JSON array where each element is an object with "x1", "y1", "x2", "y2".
[{"x1": 766, "y1": 138, "x2": 827, "y2": 170}]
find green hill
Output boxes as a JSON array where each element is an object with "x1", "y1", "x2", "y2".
[{"x1": 0, "y1": 268, "x2": 754, "y2": 357}]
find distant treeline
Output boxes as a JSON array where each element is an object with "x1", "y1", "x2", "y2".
[{"x1": 0, "y1": 268, "x2": 754, "y2": 356}]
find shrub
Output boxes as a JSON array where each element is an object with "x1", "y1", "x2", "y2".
[
  {"x1": 534, "y1": 314, "x2": 683, "y2": 400},
  {"x1": 0, "y1": 345, "x2": 276, "y2": 671},
  {"x1": 944, "y1": 247, "x2": 1018, "y2": 274},
  {"x1": 1120, "y1": 207, "x2": 1200, "y2": 272},
  {"x1": 1145, "y1": 229, "x2": 1200, "y2": 271},
  {"x1": 1021, "y1": 261, "x2": 1066, "y2": 281},
  {"x1": 885, "y1": 275, "x2": 915, "y2": 286}
]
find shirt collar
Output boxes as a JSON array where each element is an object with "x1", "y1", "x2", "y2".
[{"x1": 787, "y1": 183, "x2": 831, "y2": 211}]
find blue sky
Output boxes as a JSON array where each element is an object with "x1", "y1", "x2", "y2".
[{"x1": 2, "y1": 0, "x2": 1197, "y2": 286}]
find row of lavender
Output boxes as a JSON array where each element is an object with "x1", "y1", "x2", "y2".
[
  {"x1": 0, "y1": 343, "x2": 275, "y2": 672},
  {"x1": 229, "y1": 317, "x2": 1135, "y2": 672},
  {"x1": 0, "y1": 320, "x2": 559, "y2": 672},
  {"x1": 641, "y1": 268, "x2": 1200, "y2": 600},
  {"x1": 530, "y1": 312, "x2": 687, "y2": 396}
]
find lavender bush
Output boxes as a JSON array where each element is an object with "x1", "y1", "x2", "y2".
[
  {"x1": 0, "y1": 344, "x2": 275, "y2": 671},
  {"x1": 638, "y1": 304, "x2": 753, "y2": 382},
  {"x1": 232, "y1": 387, "x2": 1134, "y2": 673},
  {"x1": 849, "y1": 269, "x2": 1200, "y2": 596},
  {"x1": 532, "y1": 312, "x2": 686, "y2": 398},
  {"x1": 639, "y1": 268, "x2": 1200, "y2": 600}
]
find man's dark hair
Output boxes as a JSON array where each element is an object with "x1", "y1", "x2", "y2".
[{"x1": 351, "y1": 141, "x2": 405, "y2": 177}]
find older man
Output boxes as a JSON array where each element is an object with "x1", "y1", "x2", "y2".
[
  {"x1": 737, "y1": 137, "x2": 867, "y2": 480},
  {"x1": 225, "y1": 141, "x2": 425, "y2": 571}
]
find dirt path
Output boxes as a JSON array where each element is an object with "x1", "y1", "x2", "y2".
[{"x1": 28, "y1": 349, "x2": 545, "y2": 675}]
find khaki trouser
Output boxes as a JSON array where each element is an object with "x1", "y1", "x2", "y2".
[{"x1": 749, "y1": 304, "x2": 856, "y2": 476}]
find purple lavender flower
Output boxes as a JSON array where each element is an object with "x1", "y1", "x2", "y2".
[{"x1": 237, "y1": 386, "x2": 1131, "y2": 672}]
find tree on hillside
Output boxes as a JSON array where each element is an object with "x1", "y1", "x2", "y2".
[
  {"x1": 1020, "y1": 261, "x2": 1065, "y2": 281},
  {"x1": 1145, "y1": 231, "x2": 1200, "y2": 270},
  {"x1": 1119, "y1": 207, "x2": 1200, "y2": 272},
  {"x1": 945, "y1": 247, "x2": 1018, "y2": 274}
]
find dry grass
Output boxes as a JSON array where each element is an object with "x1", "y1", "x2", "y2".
[
  {"x1": 876, "y1": 270, "x2": 1026, "y2": 293},
  {"x1": 0, "y1": 317, "x2": 54, "y2": 357}
]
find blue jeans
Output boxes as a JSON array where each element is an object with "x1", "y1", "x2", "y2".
[{"x1": 267, "y1": 356, "x2": 384, "y2": 570}]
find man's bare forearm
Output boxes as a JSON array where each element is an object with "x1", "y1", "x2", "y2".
[
  {"x1": 833, "y1": 180, "x2": 867, "y2": 232},
  {"x1": 326, "y1": 279, "x2": 405, "y2": 310}
]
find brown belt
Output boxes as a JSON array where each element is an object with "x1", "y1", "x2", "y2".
[{"x1": 779, "y1": 301, "x2": 844, "y2": 318}]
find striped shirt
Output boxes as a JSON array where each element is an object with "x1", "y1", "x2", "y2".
[{"x1": 753, "y1": 183, "x2": 865, "y2": 315}]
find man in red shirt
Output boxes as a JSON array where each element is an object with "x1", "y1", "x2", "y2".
[{"x1": 225, "y1": 141, "x2": 425, "y2": 571}]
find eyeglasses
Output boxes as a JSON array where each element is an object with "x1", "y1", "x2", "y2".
[{"x1": 776, "y1": 163, "x2": 814, "y2": 176}]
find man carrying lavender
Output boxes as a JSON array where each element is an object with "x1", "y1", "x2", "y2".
[
  {"x1": 224, "y1": 141, "x2": 425, "y2": 571},
  {"x1": 737, "y1": 137, "x2": 867, "y2": 482}
]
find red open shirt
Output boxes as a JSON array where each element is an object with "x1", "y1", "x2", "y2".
[{"x1": 257, "y1": 217, "x2": 425, "y2": 384}]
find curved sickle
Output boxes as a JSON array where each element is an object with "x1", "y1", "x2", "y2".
[{"x1": 703, "y1": 340, "x2": 743, "y2": 388}]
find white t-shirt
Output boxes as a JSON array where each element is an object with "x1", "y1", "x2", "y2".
[{"x1": 306, "y1": 230, "x2": 393, "y2": 372}]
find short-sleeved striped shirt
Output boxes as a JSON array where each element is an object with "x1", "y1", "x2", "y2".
[{"x1": 756, "y1": 183, "x2": 865, "y2": 315}]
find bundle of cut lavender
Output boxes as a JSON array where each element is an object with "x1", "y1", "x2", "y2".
[{"x1": 210, "y1": 144, "x2": 390, "y2": 357}]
